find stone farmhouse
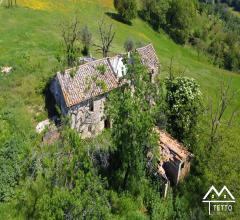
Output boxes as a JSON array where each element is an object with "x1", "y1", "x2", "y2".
[
  {"x1": 51, "y1": 44, "x2": 159, "y2": 138},
  {"x1": 51, "y1": 44, "x2": 193, "y2": 187}
]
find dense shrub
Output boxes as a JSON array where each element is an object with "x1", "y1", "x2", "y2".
[
  {"x1": 166, "y1": 0, "x2": 196, "y2": 44},
  {"x1": 140, "y1": 0, "x2": 170, "y2": 30},
  {"x1": 114, "y1": 0, "x2": 137, "y2": 23},
  {"x1": 124, "y1": 37, "x2": 135, "y2": 52},
  {"x1": 140, "y1": 0, "x2": 196, "y2": 44},
  {"x1": 17, "y1": 129, "x2": 113, "y2": 219},
  {"x1": 165, "y1": 76, "x2": 202, "y2": 146}
]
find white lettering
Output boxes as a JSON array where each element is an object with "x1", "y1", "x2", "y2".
[{"x1": 228, "y1": 205, "x2": 233, "y2": 212}]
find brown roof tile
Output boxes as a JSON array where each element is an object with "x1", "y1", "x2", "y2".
[
  {"x1": 155, "y1": 128, "x2": 193, "y2": 162},
  {"x1": 136, "y1": 44, "x2": 159, "y2": 73},
  {"x1": 57, "y1": 44, "x2": 160, "y2": 108},
  {"x1": 57, "y1": 58, "x2": 119, "y2": 107}
]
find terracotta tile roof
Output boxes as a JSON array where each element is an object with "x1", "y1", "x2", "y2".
[
  {"x1": 56, "y1": 44, "x2": 160, "y2": 108},
  {"x1": 57, "y1": 58, "x2": 119, "y2": 107},
  {"x1": 155, "y1": 128, "x2": 193, "y2": 162},
  {"x1": 136, "y1": 44, "x2": 159, "y2": 73}
]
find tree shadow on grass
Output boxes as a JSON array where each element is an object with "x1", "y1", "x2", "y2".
[
  {"x1": 138, "y1": 10, "x2": 161, "y2": 32},
  {"x1": 105, "y1": 12, "x2": 132, "y2": 26}
]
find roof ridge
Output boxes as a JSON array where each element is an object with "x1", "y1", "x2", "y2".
[
  {"x1": 59, "y1": 43, "x2": 153, "y2": 75},
  {"x1": 107, "y1": 57, "x2": 117, "y2": 75},
  {"x1": 157, "y1": 128, "x2": 192, "y2": 160},
  {"x1": 59, "y1": 57, "x2": 111, "y2": 75},
  {"x1": 55, "y1": 43, "x2": 159, "y2": 108},
  {"x1": 136, "y1": 43, "x2": 153, "y2": 50}
]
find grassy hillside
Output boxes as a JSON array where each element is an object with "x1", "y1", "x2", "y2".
[
  {"x1": 0, "y1": 0, "x2": 240, "y2": 218},
  {"x1": 1, "y1": 0, "x2": 239, "y2": 121}
]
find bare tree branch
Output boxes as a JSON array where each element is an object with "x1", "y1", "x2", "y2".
[
  {"x1": 94, "y1": 19, "x2": 115, "y2": 57},
  {"x1": 208, "y1": 78, "x2": 239, "y2": 148},
  {"x1": 60, "y1": 16, "x2": 81, "y2": 67}
]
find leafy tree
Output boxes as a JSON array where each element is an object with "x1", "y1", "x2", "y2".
[
  {"x1": 17, "y1": 128, "x2": 112, "y2": 219},
  {"x1": 106, "y1": 52, "x2": 159, "y2": 194},
  {"x1": 94, "y1": 19, "x2": 115, "y2": 57},
  {"x1": 80, "y1": 25, "x2": 92, "y2": 56},
  {"x1": 166, "y1": 0, "x2": 196, "y2": 44},
  {"x1": 60, "y1": 16, "x2": 81, "y2": 67},
  {"x1": 140, "y1": 0, "x2": 196, "y2": 43},
  {"x1": 0, "y1": 105, "x2": 34, "y2": 202},
  {"x1": 141, "y1": 0, "x2": 171, "y2": 30},
  {"x1": 165, "y1": 75, "x2": 202, "y2": 146},
  {"x1": 143, "y1": 183, "x2": 175, "y2": 219},
  {"x1": 207, "y1": 39, "x2": 226, "y2": 67},
  {"x1": 124, "y1": 37, "x2": 135, "y2": 52},
  {"x1": 114, "y1": 0, "x2": 137, "y2": 23}
]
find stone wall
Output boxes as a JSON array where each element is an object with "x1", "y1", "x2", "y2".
[
  {"x1": 178, "y1": 159, "x2": 191, "y2": 182},
  {"x1": 50, "y1": 77, "x2": 68, "y2": 115},
  {"x1": 68, "y1": 94, "x2": 107, "y2": 138}
]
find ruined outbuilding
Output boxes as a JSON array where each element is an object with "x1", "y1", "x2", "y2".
[
  {"x1": 157, "y1": 129, "x2": 194, "y2": 185},
  {"x1": 147, "y1": 128, "x2": 193, "y2": 197}
]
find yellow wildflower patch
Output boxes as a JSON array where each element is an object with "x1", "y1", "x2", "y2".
[
  {"x1": 99, "y1": 0, "x2": 113, "y2": 9},
  {"x1": 18, "y1": 0, "x2": 52, "y2": 11}
]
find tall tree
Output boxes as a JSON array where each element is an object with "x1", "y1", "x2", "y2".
[
  {"x1": 141, "y1": 0, "x2": 171, "y2": 30},
  {"x1": 166, "y1": 0, "x2": 196, "y2": 44},
  {"x1": 106, "y1": 52, "x2": 159, "y2": 193},
  {"x1": 208, "y1": 79, "x2": 238, "y2": 148},
  {"x1": 94, "y1": 19, "x2": 115, "y2": 57},
  {"x1": 124, "y1": 37, "x2": 135, "y2": 52},
  {"x1": 60, "y1": 17, "x2": 81, "y2": 67},
  {"x1": 114, "y1": 0, "x2": 137, "y2": 23},
  {"x1": 80, "y1": 25, "x2": 92, "y2": 56},
  {"x1": 165, "y1": 74, "x2": 202, "y2": 146}
]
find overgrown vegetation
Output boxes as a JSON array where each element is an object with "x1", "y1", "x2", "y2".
[
  {"x1": 0, "y1": 0, "x2": 240, "y2": 219},
  {"x1": 106, "y1": 53, "x2": 159, "y2": 193},
  {"x1": 165, "y1": 75, "x2": 203, "y2": 147},
  {"x1": 114, "y1": 0, "x2": 137, "y2": 23},
  {"x1": 140, "y1": 0, "x2": 240, "y2": 72}
]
